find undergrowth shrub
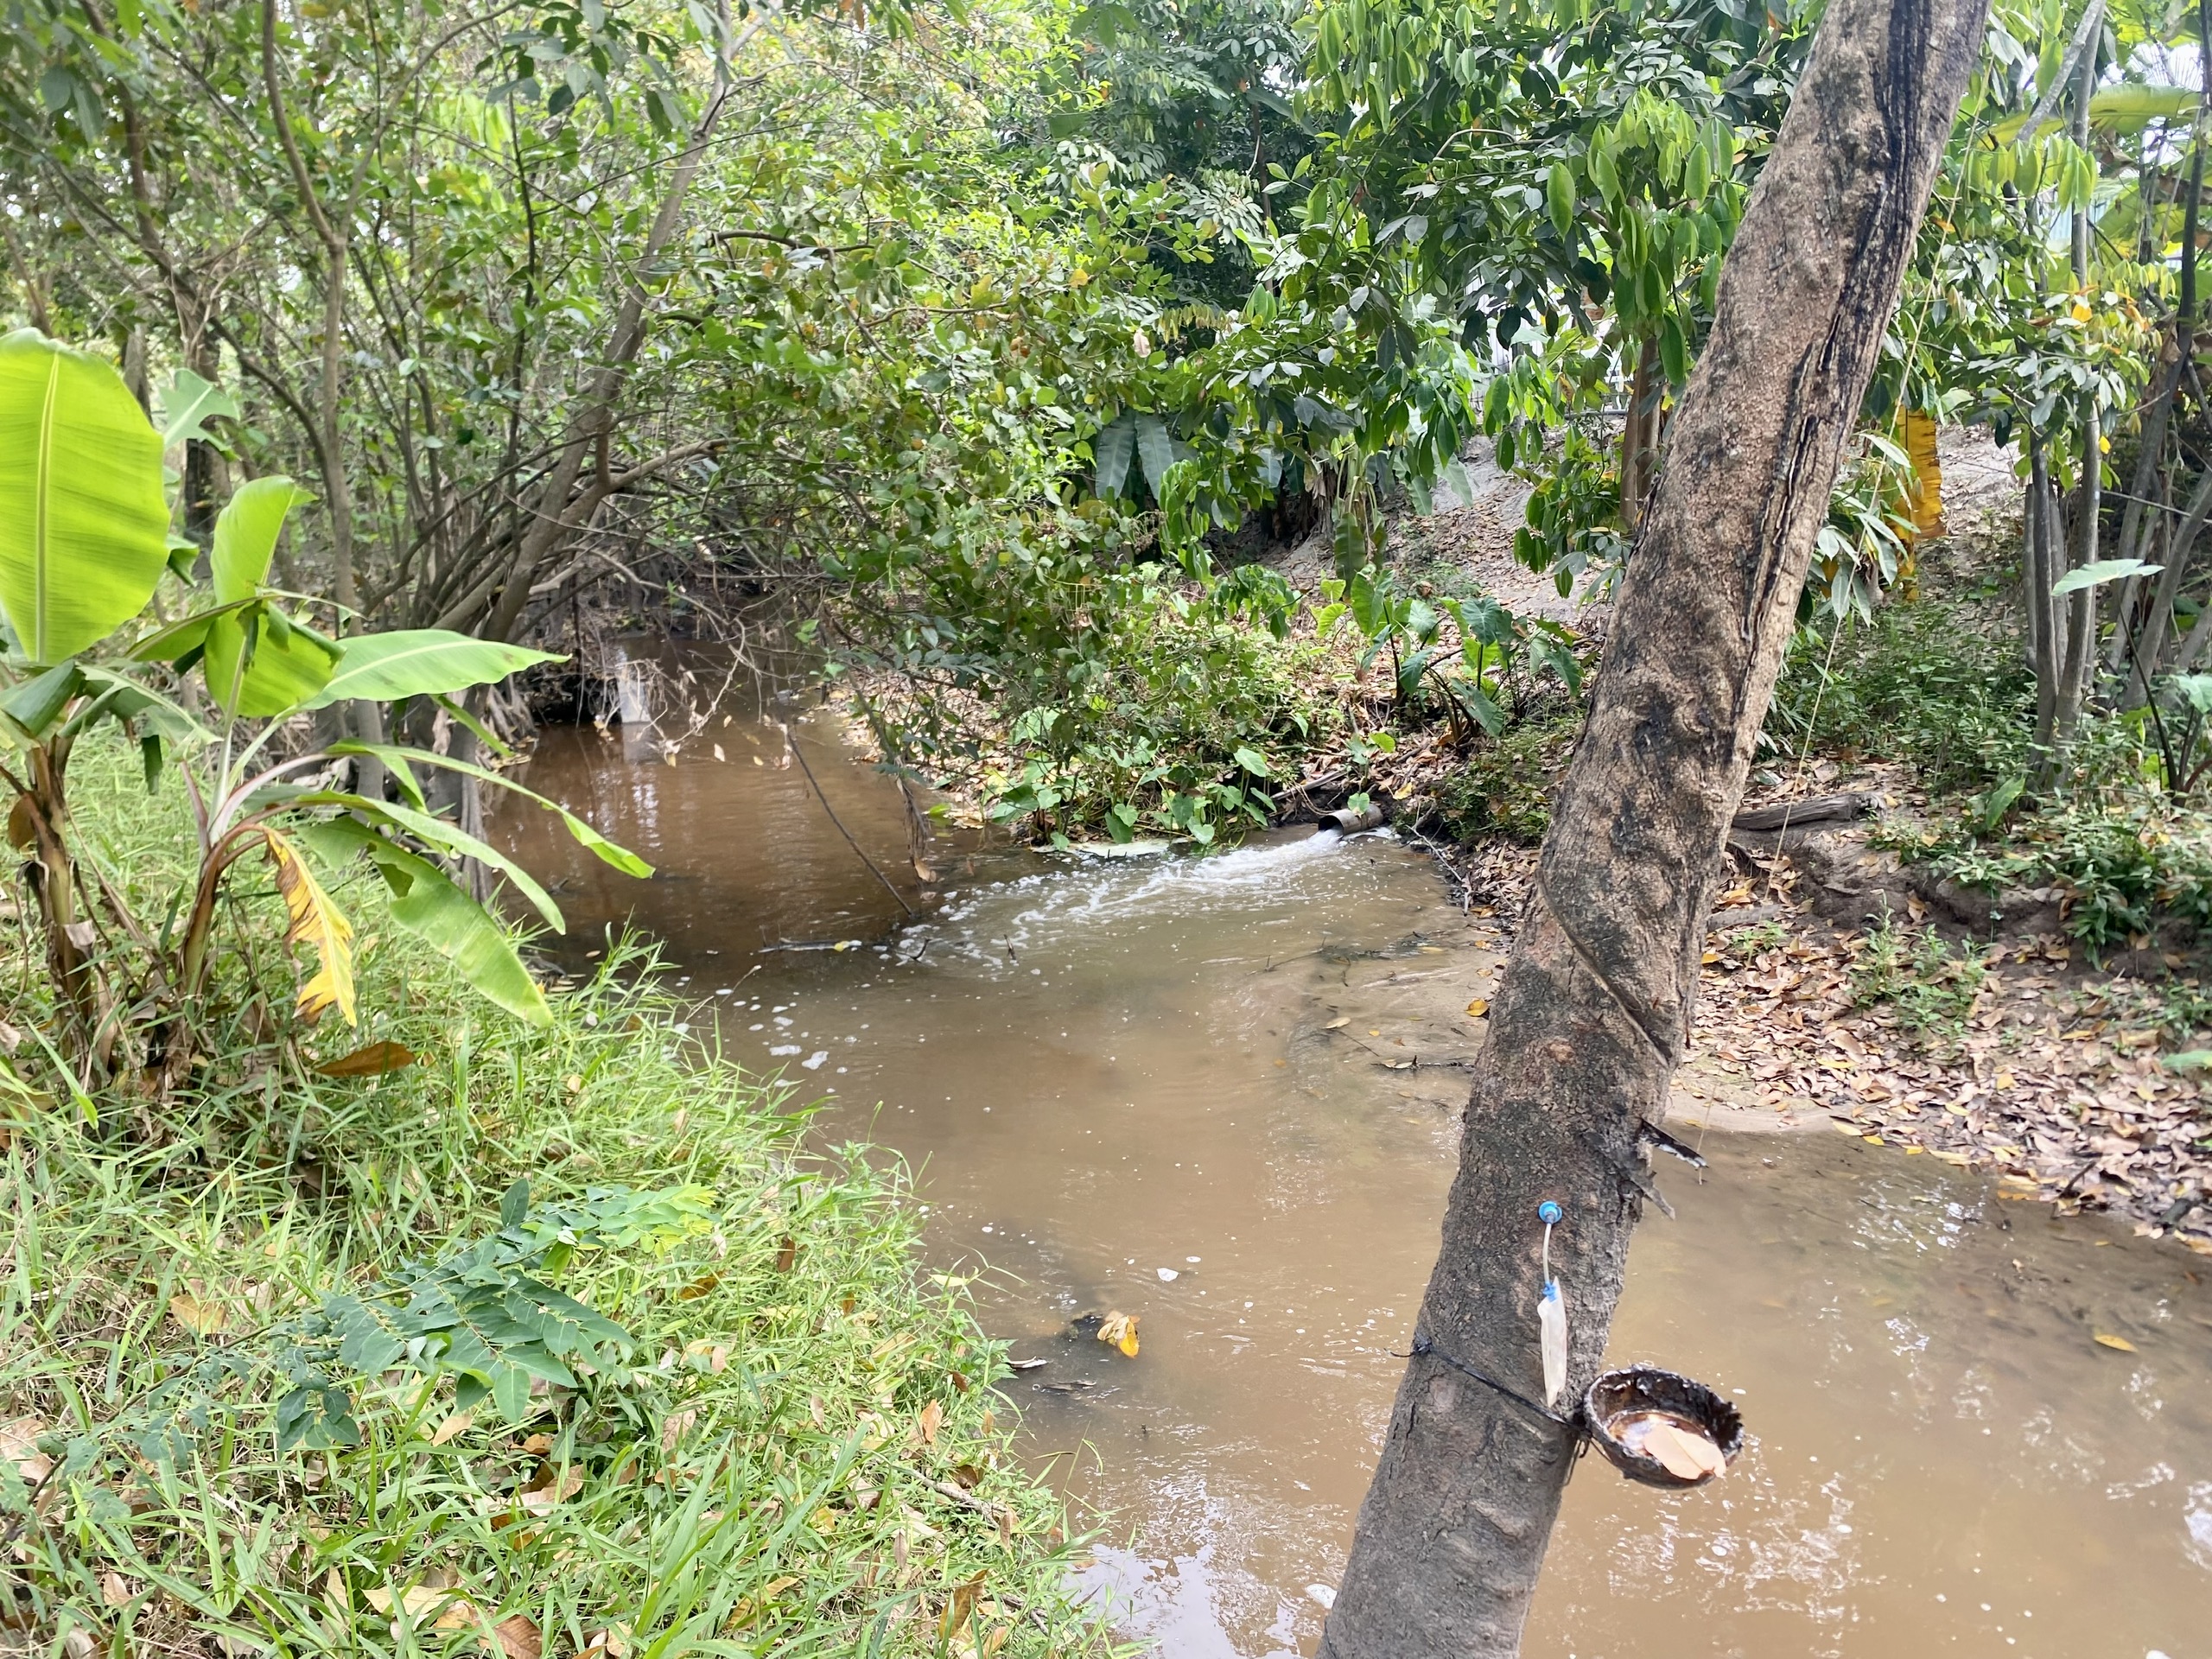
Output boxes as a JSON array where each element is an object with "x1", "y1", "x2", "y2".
[
  {"x1": 1847, "y1": 919, "x2": 1988, "y2": 1048},
  {"x1": 1427, "y1": 714, "x2": 1582, "y2": 846},
  {"x1": 1767, "y1": 599, "x2": 2033, "y2": 794}
]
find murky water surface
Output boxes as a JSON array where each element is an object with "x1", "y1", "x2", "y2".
[{"x1": 499, "y1": 709, "x2": 2212, "y2": 1659}]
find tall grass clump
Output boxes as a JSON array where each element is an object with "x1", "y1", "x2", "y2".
[{"x1": 0, "y1": 739, "x2": 1116, "y2": 1659}]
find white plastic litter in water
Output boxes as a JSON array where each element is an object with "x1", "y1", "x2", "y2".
[
  {"x1": 1157, "y1": 1268, "x2": 1179, "y2": 1281},
  {"x1": 1305, "y1": 1585, "x2": 1337, "y2": 1610}
]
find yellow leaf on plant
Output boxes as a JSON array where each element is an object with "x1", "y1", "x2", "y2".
[
  {"x1": 264, "y1": 829, "x2": 356, "y2": 1026},
  {"x1": 2093, "y1": 1332, "x2": 2137, "y2": 1352}
]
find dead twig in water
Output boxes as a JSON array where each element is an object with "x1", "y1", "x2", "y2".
[{"x1": 779, "y1": 721, "x2": 916, "y2": 918}]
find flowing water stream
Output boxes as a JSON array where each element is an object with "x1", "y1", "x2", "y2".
[{"x1": 497, "y1": 706, "x2": 2212, "y2": 1659}]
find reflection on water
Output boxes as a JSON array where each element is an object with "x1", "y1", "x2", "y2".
[{"x1": 497, "y1": 712, "x2": 2212, "y2": 1659}]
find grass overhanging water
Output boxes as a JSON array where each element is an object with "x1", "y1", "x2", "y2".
[{"x1": 0, "y1": 739, "x2": 1116, "y2": 1659}]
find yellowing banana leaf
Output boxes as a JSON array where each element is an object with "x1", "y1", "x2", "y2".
[
  {"x1": 300, "y1": 819, "x2": 553, "y2": 1027},
  {"x1": 264, "y1": 828, "x2": 357, "y2": 1026}
]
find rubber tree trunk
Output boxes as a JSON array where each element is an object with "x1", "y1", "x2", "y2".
[{"x1": 1315, "y1": 0, "x2": 1987, "y2": 1652}]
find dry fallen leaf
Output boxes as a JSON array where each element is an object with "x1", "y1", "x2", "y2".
[
  {"x1": 578, "y1": 1626, "x2": 630, "y2": 1659},
  {"x1": 677, "y1": 1273, "x2": 720, "y2": 1300},
  {"x1": 939, "y1": 1573, "x2": 986, "y2": 1640},
  {"x1": 774, "y1": 1236, "x2": 798, "y2": 1273},
  {"x1": 492, "y1": 1616, "x2": 541, "y2": 1659},
  {"x1": 2093, "y1": 1332, "x2": 2138, "y2": 1352},
  {"x1": 518, "y1": 1464, "x2": 582, "y2": 1516},
  {"x1": 660, "y1": 1408, "x2": 698, "y2": 1451},
  {"x1": 1637, "y1": 1419, "x2": 1726, "y2": 1481},
  {"x1": 168, "y1": 1286, "x2": 228, "y2": 1336},
  {"x1": 100, "y1": 1572, "x2": 133, "y2": 1608},
  {"x1": 1322, "y1": 1017, "x2": 1349, "y2": 1030},
  {"x1": 1096, "y1": 1311, "x2": 1140, "y2": 1358},
  {"x1": 1, "y1": 1416, "x2": 52, "y2": 1485},
  {"x1": 429, "y1": 1411, "x2": 474, "y2": 1446},
  {"x1": 917, "y1": 1399, "x2": 944, "y2": 1446},
  {"x1": 1465, "y1": 999, "x2": 1489, "y2": 1017},
  {"x1": 315, "y1": 1040, "x2": 420, "y2": 1077}
]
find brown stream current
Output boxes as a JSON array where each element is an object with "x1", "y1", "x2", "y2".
[{"x1": 497, "y1": 706, "x2": 2212, "y2": 1659}]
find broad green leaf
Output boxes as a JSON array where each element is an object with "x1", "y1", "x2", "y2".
[
  {"x1": 200, "y1": 479, "x2": 337, "y2": 715},
  {"x1": 212, "y1": 476, "x2": 312, "y2": 601},
  {"x1": 2051, "y1": 557, "x2": 2158, "y2": 597},
  {"x1": 156, "y1": 368, "x2": 238, "y2": 449},
  {"x1": 1094, "y1": 412, "x2": 1135, "y2": 498},
  {"x1": 1135, "y1": 413, "x2": 1175, "y2": 499},
  {"x1": 0, "y1": 662, "x2": 84, "y2": 743},
  {"x1": 306, "y1": 821, "x2": 552, "y2": 1026},
  {"x1": 1232, "y1": 745, "x2": 1271, "y2": 777},
  {"x1": 289, "y1": 790, "x2": 565, "y2": 930},
  {"x1": 204, "y1": 603, "x2": 341, "y2": 717},
  {"x1": 303, "y1": 629, "x2": 563, "y2": 709},
  {"x1": 2166, "y1": 673, "x2": 2212, "y2": 715},
  {"x1": 0, "y1": 330, "x2": 168, "y2": 663},
  {"x1": 329, "y1": 741, "x2": 653, "y2": 876},
  {"x1": 1545, "y1": 162, "x2": 1573, "y2": 241},
  {"x1": 128, "y1": 597, "x2": 251, "y2": 665}
]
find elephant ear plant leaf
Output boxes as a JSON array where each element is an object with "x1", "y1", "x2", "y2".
[{"x1": 0, "y1": 329, "x2": 170, "y2": 664}]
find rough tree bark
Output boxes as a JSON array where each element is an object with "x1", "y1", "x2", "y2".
[{"x1": 1316, "y1": 0, "x2": 1987, "y2": 1652}]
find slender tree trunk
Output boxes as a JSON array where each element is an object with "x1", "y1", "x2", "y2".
[
  {"x1": 1315, "y1": 0, "x2": 1986, "y2": 1651},
  {"x1": 2056, "y1": 29, "x2": 2102, "y2": 743},
  {"x1": 1618, "y1": 335, "x2": 1662, "y2": 530},
  {"x1": 2114, "y1": 0, "x2": 2210, "y2": 686}
]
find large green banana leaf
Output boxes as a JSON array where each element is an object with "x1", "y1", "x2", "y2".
[
  {"x1": 200, "y1": 477, "x2": 340, "y2": 715},
  {"x1": 304, "y1": 630, "x2": 563, "y2": 709},
  {"x1": 0, "y1": 330, "x2": 169, "y2": 664}
]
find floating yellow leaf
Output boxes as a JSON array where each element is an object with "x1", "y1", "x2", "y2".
[
  {"x1": 1465, "y1": 999, "x2": 1489, "y2": 1017},
  {"x1": 264, "y1": 829, "x2": 356, "y2": 1026},
  {"x1": 1322, "y1": 1017, "x2": 1348, "y2": 1030},
  {"x1": 2093, "y1": 1332, "x2": 2138, "y2": 1352},
  {"x1": 1096, "y1": 1311, "x2": 1140, "y2": 1357}
]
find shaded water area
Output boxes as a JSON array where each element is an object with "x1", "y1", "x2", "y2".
[{"x1": 497, "y1": 705, "x2": 2212, "y2": 1659}]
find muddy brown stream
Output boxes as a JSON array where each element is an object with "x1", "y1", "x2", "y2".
[{"x1": 499, "y1": 709, "x2": 2212, "y2": 1659}]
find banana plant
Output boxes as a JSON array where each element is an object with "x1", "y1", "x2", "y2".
[{"x1": 0, "y1": 330, "x2": 647, "y2": 1087}]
